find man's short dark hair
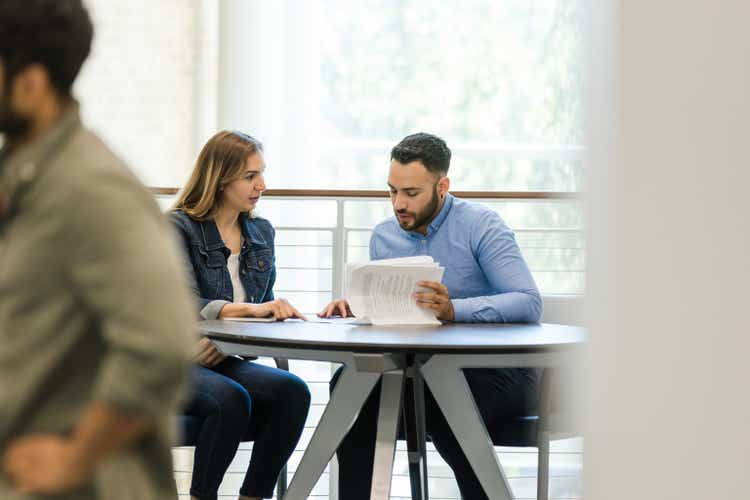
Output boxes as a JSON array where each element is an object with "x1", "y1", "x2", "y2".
[
  {"x1": 0, "y1": 0, "x2": 93, "y2": 95},
  {"x1": 391, "y1": 132, "x2": 451, "y2": 177}
]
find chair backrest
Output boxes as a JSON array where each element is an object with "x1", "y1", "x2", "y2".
[
  {"x1": 538, "y1": 295, "x2": 585, "y2": 435},
  {"x1": 540, "y1": 295, "x2": 585, "y2": 326}
]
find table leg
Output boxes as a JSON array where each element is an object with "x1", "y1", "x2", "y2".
[
  {"x1": 421, "y1": 358, "x2": 515, "y2": 500},
  {"x1": 283, "y1": 362, "x2": 383, "y2": 500},
  {"x1": 370, "y1": 369, "x2": 405, "y2": 500},
  {"x1": 403, "y1": 360, "x2": 429, "y2": 500}
]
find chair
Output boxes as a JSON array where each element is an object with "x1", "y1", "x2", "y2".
[
  {"x1": 521, "y1": 295, "x2": 584, "y2": 500},
  {"x1": 176, "y1": 357, "x2": 290, "y2": 499},
  {"x1": 458, "y1": 295, "x2": 584, "y2": 500},
  {"x1": 484, "y1": 365, "x2": 581, "y2": 500}
]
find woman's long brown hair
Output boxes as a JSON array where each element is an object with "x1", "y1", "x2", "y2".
[{"x1": 172, "y1": 131, "x2": 263, "y2": 220}]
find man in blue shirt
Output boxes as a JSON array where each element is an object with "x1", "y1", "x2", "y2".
[{"x1": 319, "y1": 133, "x2": 542, "y2": 499}]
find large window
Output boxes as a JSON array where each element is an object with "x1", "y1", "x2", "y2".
[
  {"x1": 317, "y1": 0, "x2": 584, "y2": 191},
  {"x1": 220, "y1": 0, "x2": 584, "y2": 193}
]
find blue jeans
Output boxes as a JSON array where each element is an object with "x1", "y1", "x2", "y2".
[
  {"x1": 185, "y1": 357, "x2": 310, "y2": 499},
  {"x1": 331, "y1": 366, "x2": 540, "y2": 500}
]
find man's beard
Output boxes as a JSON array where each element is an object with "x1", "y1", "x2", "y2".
[
  {"x1": 0, "y1": 83, "x2": 30, "y2": 142},
  {"x1": 395, "y1": 187, "x2": 441, "y2": 231}
]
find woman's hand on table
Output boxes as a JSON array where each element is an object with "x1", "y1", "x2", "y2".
[
  {"x1": 218, "y1": 299, "x2": 307, "y2": 321},
  {"x1": 249, "y1": 299, "x2": 307, "y2": 321}
]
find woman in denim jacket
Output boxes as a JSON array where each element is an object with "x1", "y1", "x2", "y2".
[{"x1": 170, "y1": 131, "x2": 310, "y2": 500}]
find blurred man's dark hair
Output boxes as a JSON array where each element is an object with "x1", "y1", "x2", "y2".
[
  {"x1": 391, "y1": 132, "x2": 452, "y2": 177},
  {"x1": 0, "y1": 0, "x2": 93, "y2": 95}
]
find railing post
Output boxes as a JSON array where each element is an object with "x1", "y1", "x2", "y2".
[
  {"x1": 328, "y1": 197, "x2": 348, "y2": 500},
  {"x1": 331, "y1": 198, "x2": 346, "y2": 299}
]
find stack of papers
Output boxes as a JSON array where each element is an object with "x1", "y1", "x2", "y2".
[{"x1": 346, "y1": 256, "x2": 445, "y2": 325}]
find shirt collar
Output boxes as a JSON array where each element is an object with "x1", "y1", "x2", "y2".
[
  {"x1": 406, "y1": 192, "x2": 454, "y2": 239},
  {"x1": 0, "y1": 104, "x2": 81, "y2": 218}
]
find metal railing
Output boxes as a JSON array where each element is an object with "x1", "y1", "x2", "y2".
[
  {"x1": 153, "y1": 188, "x2": 585, "y2": 304},
  {"x1": 151, "y1": 187, "x2": 579, "y2": 199}
]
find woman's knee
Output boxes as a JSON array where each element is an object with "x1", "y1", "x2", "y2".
[
  {"x1": 214, "y1": 379, "x2": 253, "y2": 423},
  {"x1": 282, "y1": 372, "x2": 311, "y2": 409},
  {"x1": 262, "y1": 371, "x2": 310, "y2": 421}
]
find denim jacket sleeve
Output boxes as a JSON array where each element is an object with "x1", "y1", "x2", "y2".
[{"x1": 169, "y1": 212, "x2": 229, "y2": 319}]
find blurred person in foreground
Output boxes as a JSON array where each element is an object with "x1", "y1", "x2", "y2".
[{"x1": 0, "y1": 1, "x2": 195, "y2": 499}]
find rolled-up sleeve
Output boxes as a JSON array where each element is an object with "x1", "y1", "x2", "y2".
[
  {"x1": 67, "y1": 172, "x2": 195, "y2": 417},
  {"x1": 200, "y1": 299, "x2": 229, "y2": 320}
]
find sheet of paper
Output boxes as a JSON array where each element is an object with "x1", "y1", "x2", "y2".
[
  {"x1": 306, "y1": 316, "x2": 364, "y2": 324},
  {"x1": 347, "y1": 261, "x2": 445, "y2": 325},
  {"x1": 222, "y1": 316, "x2": 277, "y2": 323},
  {"x1": 345, "y1": 256, "x2": 443, "y2": 296}
]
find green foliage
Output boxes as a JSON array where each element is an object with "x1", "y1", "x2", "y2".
[{"x1": 320, "y1": 0, "x2": 584, "y2": 144}]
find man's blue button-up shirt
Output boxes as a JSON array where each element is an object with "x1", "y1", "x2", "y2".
[{"x1": 369, "y1": 193, "x2": 542, "y2": 323}]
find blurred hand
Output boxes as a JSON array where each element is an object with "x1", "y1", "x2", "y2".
[
  {"x1": 194, "y1": 337, "x2": 227, "y2": 367},
  {"x1": 318, "y1": 299, "x2": 353, "y2": 318},
  {"x1": 414, "y1": 281, "x2": 454, "y2": 322},
  {"x1": 251, "y1": 298, "x2": 307, "y2": 321},
  {"x1": 3, "y1": 435, "x2": 92, "y2": 494}
]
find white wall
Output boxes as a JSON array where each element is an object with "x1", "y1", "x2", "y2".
[
  {"x1": 586, "y1": 1, "x2": 750, "y2": 499},
  {"x1": 75, "y1": 0, "x2": 207, "y2": 188}
]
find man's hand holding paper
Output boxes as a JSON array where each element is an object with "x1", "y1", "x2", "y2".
[{"x1": 414, "y1": 280, "x2": 454, "y2": 322}]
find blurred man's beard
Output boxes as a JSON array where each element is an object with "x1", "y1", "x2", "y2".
[
  {"x1": 0, "y1": 86, "x2": 29, "y2": 141},
  {"x1": 396, "y1": 187, "x2": 440, "y2": 231}
]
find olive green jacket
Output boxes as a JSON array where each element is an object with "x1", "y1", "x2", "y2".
[{"x1": 0, "y1": 106, "x2": 195, "y2": 500}]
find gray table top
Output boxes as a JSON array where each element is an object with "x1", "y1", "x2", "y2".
[{"x1": 200, "y1": 319, "x2": 585, "y2": 354}]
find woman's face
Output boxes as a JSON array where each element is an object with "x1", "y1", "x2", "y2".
[{"x1": 220, "y1": 152, "x2": 266, "y2": 213}]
